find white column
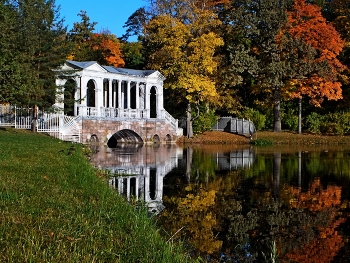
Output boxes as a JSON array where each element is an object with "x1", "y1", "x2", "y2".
[
  {"x1": 95, "y1": 78, "x2": 104, "y2": 116},
  {"x1": 109, "y1": 79, "x2": 113, "y2": 108},
  {"x1": 55, "y1": 78, "x2": 65, "y2": 110},
  {"x1": 127, "y1": 81, "x2": 131, "y2": 109},
  {"x1": 145, "y1": 83, "x2": 150, "y2": 118},
  {"x1": 136, "y1": 82, "x2": 140, "y2": 109},
  {"x1": 80, "y1": 77, "x2": 87, "y2": 107},
  {"x1": 126, "y1": 177, "x2": 130, "y2": 201},
  {"x1": 157, "y1": 87, "x2": 164, "y2": 111},
  {"x1": 113, "y1": 81, "x2": 117, "y2": 108},
  {"x1": 144, "y1": 169, "x2": 150, "y2": 202},
  {"x1": 118, "y1": 80, "x2": 122, "y2": 109},
  {"x1": 73, "y1": 77, "x2": 80, "y2": 116},
  {"x1": 156, "y1": 171, "x2": 163, "y2": 202},
  {"x1": 135, "y1": 176, "x2": 139, "y2": 200},
  {"x1": 118, "y1": 178, "x2": 123, "y2": 194}
]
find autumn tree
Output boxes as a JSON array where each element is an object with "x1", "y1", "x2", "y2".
[
  {"x1": 324, "y1": 0, "x2": 350, "y2": 109},
  {"x1": 144, "y1": 0, "x2": 224, "y2": 137},
  {"x1": 286, "y1": 0, "x2": 345, "y2": 107},
  {"x1": 90, "y1": 32, "x2": 125, "y2": 67},
  {"x1": 68, "y1": 11, "x2": 124, "y2": 67},
  {"x1": 221, "y1": 0, "x2": 293, "y2": 132}
]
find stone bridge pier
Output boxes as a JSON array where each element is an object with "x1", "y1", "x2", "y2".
[{"x1": 81, "y1": 118, "x2": 180, "y2": 146}]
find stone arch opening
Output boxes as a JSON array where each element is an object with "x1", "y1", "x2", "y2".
[
  {"x1": 87, "y1": 80, "x2": 96, "y2": 107},
  {"x1": 107, "y1": 129, "x2": 143, "y2": 148},
  {"x1": 153, "y1": 134, "x2": 160, "y2": 143},
  {"x1": 150, "y1": 86, "x2": 157, "y2": 118},
  {"x1": 64, "y1": 79, "x2": 77, "y2": 116},
  {"x1": 90, "y1": 134, "x2": 99, "y2": 143},
  {"x1": 165, "y1": 134, "x2": 172, "y2": 143}
]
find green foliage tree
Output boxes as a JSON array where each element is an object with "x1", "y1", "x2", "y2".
[
  {"x1": 0, "y1": 0, "x2": 68, "y2": 131},
  {"x1": 0, "y1": 1, "x2": 23, "y2": 103},
  {"x1": 120, "y1": 41, "x2": 145, "y2": 69},
  {"x1": 67, "y1": 10, "x2": 97, "y2": 61}
]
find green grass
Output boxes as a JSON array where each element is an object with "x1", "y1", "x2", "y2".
[{"x1": 0, "y1": 128, "x2": 191, "y2": 262}]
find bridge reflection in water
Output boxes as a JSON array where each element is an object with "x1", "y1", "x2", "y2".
[{"x1": 90, "y1": 144, "x2": 255, "y2": 214}]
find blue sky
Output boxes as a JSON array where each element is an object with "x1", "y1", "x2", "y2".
[{"x1": 55, "y1": 0, "x2": 146, "y2": 40}]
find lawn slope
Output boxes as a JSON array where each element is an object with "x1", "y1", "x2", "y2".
[{"x1": 0, "y1": 128, "x2": 190, "y2": 263}]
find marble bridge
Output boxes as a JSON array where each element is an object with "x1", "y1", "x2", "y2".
[{"x1": 54, "y1": 60, "x2": 183, "y2": 144}]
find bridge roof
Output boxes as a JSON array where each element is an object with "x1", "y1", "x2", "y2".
[
  {"x1": 65, "y1": 60, "x2": 163, "y2": 79},
  {"x1": 103, "y1": 66, "x2": 157, "y2": 77}
]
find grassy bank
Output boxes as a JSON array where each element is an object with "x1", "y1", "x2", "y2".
[
  {"x1": 178, "y1": 130, "x2": 350, "y2": 145},
  {"x1": 0, "y1": 128, "x2": 191, "y2": 262}
]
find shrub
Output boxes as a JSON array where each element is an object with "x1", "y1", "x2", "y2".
[
  {"x1": 192, "y1": 105, "x2": 218, "y2": 134},
  {"x1": 305, "y1": 112, "x2": 324, "y2": 134},
  {"x1": 320, "y1": 112, "x2": 350, "y2": 135},
  {"x1": 237, "y1": 107, "x2": 266, "y2": 131},
  {"x1": 282, "y1": 108, "x2": 298, "y2": 131}
]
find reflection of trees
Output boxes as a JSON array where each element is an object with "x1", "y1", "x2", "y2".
[
  {"x1": 160, "y1": 175, "x2": 346, "y2": 262},
  {"x1": 158, "y1": 187, "x2": 222, "y2": 255},
  {"x1": 158, "y1": 173, "x2": 242, "y2": 258},
  {"x1": 281, "y1": 178, "x2": 345, "y2": 263},
  {"x1": 159, "y1": 147, "x2": 350, "y2": 261},
  {"x1": 189, "y1": 149, "x2": 218, "y2": 184},
  {"x1": 219, "y1": 178, "x2": 346, "y2": 262}
]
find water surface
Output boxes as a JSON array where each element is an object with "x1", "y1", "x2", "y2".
[{"x1": 90, "y1": 143, "x2": 350, "y2": 262}]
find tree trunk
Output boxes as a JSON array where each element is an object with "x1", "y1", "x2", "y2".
[
  {"x1": 31, "y1": 105, "x2": 37, "y2": 133},
  {"x1": 298, "y1": 150, "x2": 302, "y2": 187},
  {"x1": 298, "y1": 97, "x2": 302, "y2": 134},
  {"x1": 186, "y1": 103, "x2": 193, "y2": 138},
  {"x1": 273, "y1": 87, "x2": 281, "y2": 132}
]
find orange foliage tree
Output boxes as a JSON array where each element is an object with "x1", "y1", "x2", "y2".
[
  {"x1": 91, "y1": 33, "x2": 125, "y2": 67},
  {"x1": 286, "y1": 0, "x2": 346, "y2": 106}
]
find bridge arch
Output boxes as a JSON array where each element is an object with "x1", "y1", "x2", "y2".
[
  {"x1": 107, "y1": 129, "x2": 143, "y2": 148},
  {"x1": 165, "y1": 134, "x2": 172, "y2": 142},
  {"x1": 153, "y1": 134, "x2": 160, "y2": 143}
]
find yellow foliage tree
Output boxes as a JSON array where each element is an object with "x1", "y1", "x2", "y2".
[{"x1": 144, "y1": 0, "x2": 223, "y2": 136}]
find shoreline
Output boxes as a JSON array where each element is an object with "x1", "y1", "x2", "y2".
[{"x1": 177, "y1": 130, "x2": 350, "y2": 145}]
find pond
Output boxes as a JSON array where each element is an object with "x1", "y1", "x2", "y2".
[{"x1": 90, "y1": 143, "x2": 350, "y2": 262}]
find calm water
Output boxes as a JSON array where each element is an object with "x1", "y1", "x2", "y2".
[{"x1": 90, "y1": 143, "x2": 350, "y2": 262}]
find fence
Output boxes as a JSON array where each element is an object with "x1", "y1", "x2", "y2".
[
  {"x1": 0, "y1": 105, "x2": 81, "y2": 143},
  {"x1": 212, "y1": 117, "x2": 256, "y2": 136}
]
